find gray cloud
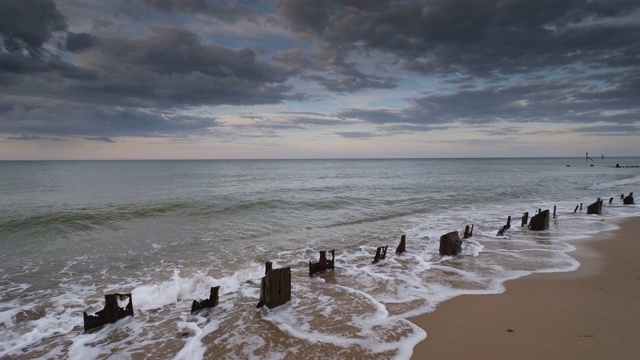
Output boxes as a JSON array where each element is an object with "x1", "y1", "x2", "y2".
[
  {"x1": 1, "y1": 22, "x2": 295, "y2": 138},
  {"x1": 83, "y1": 136, "x2": 116, "y2": 142},
  {"x1": 334, "y1": 131, "x2": 380, "y2": 139},
  {"x1": 6, "y1": 134, "x2": 64, "y2": 141},
  {"x1": 573, "y1": 124, "x2": 640, "y2": 135}
]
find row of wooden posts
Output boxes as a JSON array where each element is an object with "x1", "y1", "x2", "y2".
[{"x1": 82, "y1": 192, "x2": 635, "y2": 332}]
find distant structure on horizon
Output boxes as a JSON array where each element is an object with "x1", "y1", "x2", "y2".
[{"x1": 586, "y1": 152, "x2": 594, "y2": 162}]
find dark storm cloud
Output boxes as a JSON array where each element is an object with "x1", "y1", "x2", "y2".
[
  {"x1": 278, "y1": 0, "x2": 640, "y2": 77},
  {"x1": 66, "y1": 32, "x2": 97, "y2": 52},
  {"x1": 121, "y1": 0, "x2": 256, "y2": 22},
  {"x1": 0, "y1": 0, "x2": 67, "y2": 56}
]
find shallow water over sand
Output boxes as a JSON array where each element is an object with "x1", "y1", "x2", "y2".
[{"x1": 1, "y1": 158, "x2": 639, "y2": 359}]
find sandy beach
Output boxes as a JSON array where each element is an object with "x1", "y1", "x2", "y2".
[{"x1": 410, "y1": 216, "x2": 640, "y2": 360}]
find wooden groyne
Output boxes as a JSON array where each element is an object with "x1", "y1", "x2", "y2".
[{"x1": 79, "y1": 189, "x2": 637, "y2": 333}]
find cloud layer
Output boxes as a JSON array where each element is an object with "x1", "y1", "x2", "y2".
[{"x1": 0, "y1": 0, "x2": 638, "y2": 150}]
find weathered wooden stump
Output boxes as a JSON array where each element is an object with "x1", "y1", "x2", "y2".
[
  {"x1": 623, "y1": 193, "x2": 634, "y2": 205},
  {"x1": 191, "y1": 286, "x2": 220, "y2": 314},
  {"x1": 309, "y1": 250, "x2": 335, "y2": 276},
  {"x1": 439, "y1": 231, "x2": 462, "y2": 256},
  {"x1": 83, "y1": 293, "x2": 133, "y2": 332},
  {"x1": 609, "y1": 197, "x2": 613, "y2": 204},
  {"x1": 528, "y1": 209, "x2": 550, "y2": 231},
  {"x1": 587, "y1": 198, "x2": 603, "y2": 214},
  {"x1": 257, "y1": 262, "x2": 291, "y2": 309},
  {"x1": 580, "y1": 203, "x2": 583, "y2": 211},
  {"x1": 395, "y1": 235, "x2": 406, "y2": 254},
  {"x1": 553, "y1": 206, "x2": 557, "y2": 219},
  {"x1": 521, "y1": 212, "x2": 529, "y2": 226},
  {"x1": 463, "y1": 224, "x2": 474, "y2": 239},
  {"x1": 372, "y1": 245, "x2": 389, "y2": 263},
  {"x1": 496, "y1": 216, "x2": 511, "y2": 236}
]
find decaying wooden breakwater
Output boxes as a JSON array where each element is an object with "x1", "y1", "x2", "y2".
[{"x1": 81, "y1": 190, "x2": 636, "y2": 332}]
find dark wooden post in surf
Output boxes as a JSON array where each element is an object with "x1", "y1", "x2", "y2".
[
  {"x1": 257, "y1": 262, "x2": 291, "y2": 309},
  {"x1": 580, "y1": 203, "x2": 583, "y2": 211},
  {"x1": 372, "y1": 245, "x2": 389, "y2": 263},
  {"x1": 553, "y1": 206, "x2": 557, "y2": 219},
  {"x1": 521, "y1": 212, "x2": 529, "y2": 226},
  {"x1": 191, "y1": 286, "x2": 220, "y2": 314},
  {"x1": 496, "y1": 216, "x2": 511, "y2": 236},
  {"x1": 463, "y1": 224, "x2": 474, "y2": 239},
  {"x1": 395, "y1": 235, "x2": 406, "y2": 254},
  {"x1": 309, "y1": 250, "x2": 335, "y2": 276},
  {"x1": 439, "y1": 231, "x2": 463, "y2": 256},
  {"x1": 621, "y1": 193, "x2": 625, "y2": 200},
  {"x1": 609, "y1": 197, "x2": 613, "y2": 204},
  {"x1": 573, "y1": 205, "x2": 579, "y2": 213},
  {"x1": 587, "y1": 198, "x2": 603, "y2": 215},
  {"x1": 623, "y1": 193, "x2": 634, "y2": 205},
  {"x1": 83, "y1": 293, "x2": 134, "y2": 332},
  {"x1": 528, "y1": 209, "x2": 550, "y2": 231}
]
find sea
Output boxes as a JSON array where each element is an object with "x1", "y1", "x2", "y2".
[{"x1": 1, "y1": 158, "x2": 639, "y2": 359}]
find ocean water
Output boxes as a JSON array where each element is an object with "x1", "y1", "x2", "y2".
[{"x1": 0, "y1": 158, "x2": 639, "y2": 359}]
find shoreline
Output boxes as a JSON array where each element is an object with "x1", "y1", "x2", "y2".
[{"x1": 409, "y1": 216, "x2": 640, "y2": 360}]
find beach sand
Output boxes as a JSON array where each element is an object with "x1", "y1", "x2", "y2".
[{"x1": 410, "y1": 216, "x2": 640, "y2": 360}]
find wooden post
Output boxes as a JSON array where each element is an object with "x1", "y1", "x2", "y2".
[
  {"x1": 265, "y1": 262, "x2": 272, "y2": 275},
  {"x1": 496, "y1": 216, "x2": 511, "y2": 236},
  {"x1": 609, "y1": 197, "x2": 613, "y2": 204},
  {"x1": 623, "y1": 193, "x2": 634, "y2": 205},
  {"x1": 621, "y1": 193, "x2": 625, "y2": 200},
  {"x1": 573, "y1": 205, "x2": 579, "y2": 213},
  {"x1": 528, "y1": 209, "x2": 550, "y2": 230},
  {"x1": 395, "y1": 235, "x2": 406, "y2": 254},
  {"x1": 587, "y1": 198, "x2": 603, "y2": 215},
  {"x1": 521, "y1": 212, "x2": 529, "y2": 226},
  {"x1": 553, "y1": 206, "x2": 557, "y2": 219},
  {"x1": 191, "y1": 286, "x2": 220, "y2": 314},
  {"x1": 372, "y1": 245, "x2": 388, "y2": 264},
  {"x1": 464, "y1": 225, "x2": 474, "y2": 239},
  {"x1": 580, "y1": 203, "x2": 583, "y2": 211},
  {"x1": 309, "y1": 250, "x2": 335, "y2": 276},
  {"x1": 83, "y1": 294, "x2": 134, "y2": 332},
  {"x1": 257, "y1": 263, "x2": 291, "y2": 309}
]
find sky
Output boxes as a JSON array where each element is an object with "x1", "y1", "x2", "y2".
[{"x1": 0, "y1": 0, "x2": 639, "y2": 160}]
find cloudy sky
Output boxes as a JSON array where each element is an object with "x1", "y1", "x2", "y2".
[{"x1": 1, "y1": 0, "x2": 639, "y2": 159}]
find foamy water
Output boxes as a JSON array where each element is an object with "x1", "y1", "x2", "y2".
[{"x1": 0, "y1": 158, "x2": 639, "y2": 359}]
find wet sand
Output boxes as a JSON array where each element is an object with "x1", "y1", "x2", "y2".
[{"x1": 410, "y1": 216, "x2": 640, "y2": 360}]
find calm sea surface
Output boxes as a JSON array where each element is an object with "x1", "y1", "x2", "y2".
[{"x1": 1, "y1": 158, "x2": 639, "y2": 359}]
